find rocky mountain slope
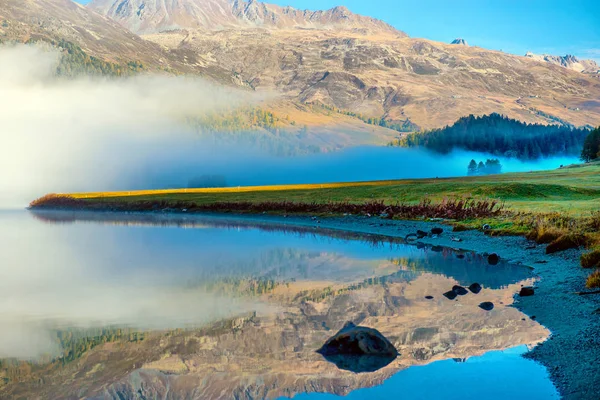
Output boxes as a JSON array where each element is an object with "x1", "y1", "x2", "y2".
[
  {"x1": 2, "y1": 0, "x2": 599, "y2": 149},
  {"x1": 0, "y1": 0, "x2": 245, "y2": 82},
  {"x1": 142, "y1": 27, "x2": 600, "y2": 130},
  {"x1": 88, "y1": 0, "x2": 405, "y2": 36},
  {"x1": 88, "y1": 0, "x2": 600, "y2": 130},
  {"x1": 525, "y1": 52, "x2": 599, "y2": 74}
]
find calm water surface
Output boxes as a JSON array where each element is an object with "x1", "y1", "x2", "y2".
[{"x1": 0, "y1": 210, "x2": 558, "y2": 399}]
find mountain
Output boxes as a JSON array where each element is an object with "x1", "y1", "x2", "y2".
[
  {"x1": 88, "y1": 0, "x2": 406, "y2": 36},
  {"x1": 88, "y1": 1, "x2": 600, "y2": 131},
  {"x1": 525, "y1": 52, "x2": 599, "y2": 74},
  {"x1": 0, "y1": 0, "x2": 249, "y2": 82},
  {"x1": 2, "y1": 0, "x2": 600, "y2": 150},
  {"x1": 140, "y1": 26, "x2": 600, "y2": 130},
  {"x1": 450, "y1": 38, "x2": 468, "y2": 46}
]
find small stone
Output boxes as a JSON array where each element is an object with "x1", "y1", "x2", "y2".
[
  {"x1": 452, "y1": 285, "x2": 468, "y2": 296},
  {"x1": 416, "y1": 230, "x2": 428, "y2": 239},
  {"x1": 479, "y1": 302, "x2": 494, "y2": 311},
  {"x1": 519, "y1": 287, "x2": 535, "y2": 297},
  {"x1": 487, "y1": 253, "x2": 500, "y2": 265},
  {"x1": 443, "y1": 290, "x2": 458, "y2": 300},
  {"x1": 431, "y1": 227, "x2": 444, "y2": 235},
  {"x1": 468, "y1": 283, "x2": 482, "y2": 294}
]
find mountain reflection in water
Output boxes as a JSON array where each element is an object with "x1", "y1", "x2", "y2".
[{"x1": 0, "y1": 211, "x2": 558, "y2": 399}]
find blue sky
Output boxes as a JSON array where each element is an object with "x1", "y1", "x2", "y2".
[{"x1": 76, "y1": 0, "x2": 600, "y2": 62}]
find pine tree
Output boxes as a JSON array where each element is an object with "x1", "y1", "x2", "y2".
[
  {"x1": 477, "y1": 161, "x2": 486, "y2": 175},
  {"x1": 581, "y1": 127, "x2": 600, "y2": 162},
  {"x1": 467, "y1": 159, "x2": 478, "y2": 175}
]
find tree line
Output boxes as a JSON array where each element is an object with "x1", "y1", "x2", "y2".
[
  {"x1": 468, "y1": 159, "x2": 502, "y2": 175},
  {"x1": 306, "y1": 102, "x2": 420, "y2": 133},
  {"x1": 581, "y1": 126, "x2": 600, "y2": 162},
  {"x1": 391, "y1": 113, "x2": 590, "y2": 160}
]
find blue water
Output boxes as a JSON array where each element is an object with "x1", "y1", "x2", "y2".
[
  {"x1": 291, "y1": 346, "x2": 558, "y2": 400},
  {"x1": 0, "y1": 210, "x2": 559, "y2": 399}
]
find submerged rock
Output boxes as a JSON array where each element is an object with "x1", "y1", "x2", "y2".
[
  {"x1": 519, "y1": 286, "x2": 535, "y2": 297},
  {"x1": 452, "y1": 285, "x2": 469, "y2": 296},
  {"x1": 316, "y1": 322, "x2": 398, "y2": 373},
  {"x1": 487, "y1": 253, "x2": 500, "y2": 265},
  {"x1": 456, "y1": 253, "x2": 466, "y2": 259},
  {"x1": 468, "y1": 283, "x2": 482, "y2": 294},
  {"x1": 479, "y1": 302, "x2": 494, "y2": 311}
]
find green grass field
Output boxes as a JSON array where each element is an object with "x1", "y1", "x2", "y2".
[{"x1": 69, "y1": 163, "x2": 600, "y2": 216}]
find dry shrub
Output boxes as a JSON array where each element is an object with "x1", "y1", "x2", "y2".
[
  {"x1": 452, "y1": 224, "x2": 471, "y2": 232},
  {"x1": 581, "y1": 249, "x2": 600, "y2": 269},
  {"x1": 586, "y1": 270, "x2": 600, "y2": 289},
  {"x1": 546, "y1": 233, "x2": 591, "y2": 254},
  {"x1": 29, "y1": 194, "x2": 80, "y2": 208},
  {"x1": 526, "y1": 213, "x2": 579, "y2": 244},
  {"x1": 587, "y1": 211, "x2": 600, "y2": 232}
]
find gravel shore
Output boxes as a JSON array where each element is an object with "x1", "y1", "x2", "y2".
[{"x1": 206, "y1": 212, "x2": 600, "y2": 399}]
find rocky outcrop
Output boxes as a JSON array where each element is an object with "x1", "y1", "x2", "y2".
[
  {"x1": 88, "y1": 0, "x2": 406, "y2": 35},
  {"x1": 451, "y1": 38, "x2": 468, "y2": 46},
  {"x1": 524, "y1": 52, "x2": 599, "y2": 74}
]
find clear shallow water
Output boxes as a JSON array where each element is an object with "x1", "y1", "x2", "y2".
[{"x1": 0, "y1": 210, "x2": 558, "y2": 399}]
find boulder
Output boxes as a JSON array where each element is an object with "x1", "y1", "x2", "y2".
[
  {"x1": 479, "y1": 302, "x2": 494, "y2": 311},
  {"x1": 519, "y1": 286, "x2": 535, "y2": 297},
  {"x1": 468, "y1": 283, "x2": 482, "y2": 294},
  {"x1": 425, "y1": 295, "x2": 434, "y2": 300},
  {"x1": 452, "y1": 285, "x2": 469, "y2": 296},
  {"x1": 317, "y1": 322, "x2": 398, "y2": 357},
  {"x1": 316, "y1": 322, "x2": 398, "y2": 373},
  {"x1": 487, "y1": 253, "x2": 500, "y2": 265}
]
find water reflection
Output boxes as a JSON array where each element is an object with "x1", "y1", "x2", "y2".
[{"x1": 0, "y1": 211, "x2": 555, "y2": 399}]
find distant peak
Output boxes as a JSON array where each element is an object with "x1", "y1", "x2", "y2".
[
  {"x1": 524, "y1": 51, "x2": 598, "y2": 73},
  {"x1": 451, "y1": 38, "x2": 468, "y2": 46}
]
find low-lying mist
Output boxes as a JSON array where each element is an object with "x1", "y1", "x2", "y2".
[
  {"x1": 0, "y1": 44, "x2": 577, "y2": 208},
  {"x1": 0, "y1": 44, "x2": 261, "y2": 207}
]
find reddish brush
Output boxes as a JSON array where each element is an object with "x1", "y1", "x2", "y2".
[{"x1": 30, "y1": 194, "x2": 504, "y2": 221}]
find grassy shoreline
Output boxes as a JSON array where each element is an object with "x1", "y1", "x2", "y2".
[{"x1": 31, "y1": 163, "x2": 600, "y2": 287}]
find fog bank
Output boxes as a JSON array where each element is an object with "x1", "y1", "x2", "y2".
[{"x1": 0, "y1": 44, "x2": 258, "y2": 207}]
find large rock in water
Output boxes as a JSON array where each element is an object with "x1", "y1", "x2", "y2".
[{"x1": 317, "y1": 322, "x2": 398, "y2": 373}]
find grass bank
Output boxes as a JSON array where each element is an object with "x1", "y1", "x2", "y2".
[{"x1": 31, "y1": 163, "x2": 600, "y2": 286}]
